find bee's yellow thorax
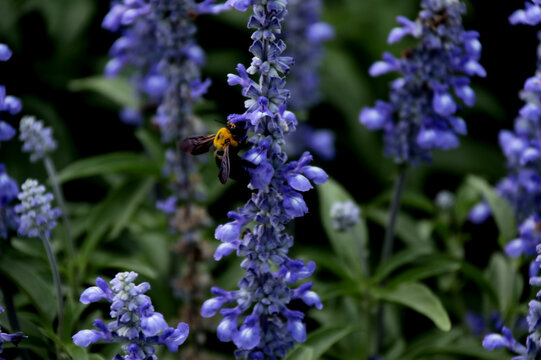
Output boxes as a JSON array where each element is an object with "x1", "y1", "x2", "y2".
[{"x1": 214, "y1": 127, "x2": 239, "y2": 149}]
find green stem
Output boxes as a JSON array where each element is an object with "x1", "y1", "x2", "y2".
[
  {"x1": 352, "y1": 227, "x2": 369, "y2": 277},
  {"x1": 44, "y1": 156, "x2": 75, "y2": 260},
  {"x1": 377, "y1": 168, "x2": 408, "y2": 354},
  {"x1": 41, "y1": 232, "x2": 64, "y2": 339},
  {"x1": 380, "y1": 169, "x2": 408, "y2": 263}
]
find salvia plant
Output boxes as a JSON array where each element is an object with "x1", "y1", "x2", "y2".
[{"x1": 2, "y1": 0, "x2": 541, "y2": 359}]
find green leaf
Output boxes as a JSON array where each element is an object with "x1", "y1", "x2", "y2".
[
  {"x1": 432, "y1": 138, "x2": 505, "y2": 179},
  {"x1": 131, "y1": 231, "x2": 171, "y2": 276},
  {"x1": 64, "y1": 343, "x2": 89, "y2": 360},
  {"x1": 372, "y1": 246, "x2": 432, "y2": 283},
  {"x1": 69, "y1": 76, "x2": 138, "y2": 108},
  {"x1": 62, "y1": 297, "x2": 85, "y2": 343},
  {"x1": 460, "y1": 261, "x2": 499, "y2": 307},
  {"x1": 77, "y1": 179, "x2": 153, "y2": 276},
  {"x1": 376, "y1": 282, "x2": 451, "y2": 331},
  {"x1": 317, "y1": 178, "x2": 368, "y2": 278},
  {"x1": 91, "y1": 253, "x2": 158, "y2": 279},
  {"x1": 285, "y1": 325, "x2": 357, "y2": 360},
  {"x1": 56, "y1": 152, "x2": 160, "y2": 184},
  {"x1": 297, "y1": 246, "x2": 355, "y2": 280},
  {"x1": 386, "y1": 258, "x2": 461, "y2": 288},
  {"x1": 364, "y1": 207, "x2": 432, "y2": 249},
  {"x1": 466, "y1": 175, "x2": 516, "y2": 247},
  {"x1": 89, "y1": 355, "x2": 107, "y2": 360},
  {"x1": 396, "y1": 328, "x2": 509, "y2": 360},
  {"x1": 487, "y1": 253, "x2": 522, "y2": 313},
  {"x1": 372, "y1": 190, "x2": 435, "y2": 214},
  {"x1": 0, "y1": 256, "x2": 56, "y2": 322},
  {"x1": 287, "y1": 347, "x2": 313, "y2": 360},
  {"x1": 135, "y1": 128, "x2": 165, "y2": 163},
  {"x1": 10, "y1": 238, "x2": 47, "y2": 259},
  {"x1": 109, "y1": 178, "x2": 154, "y2": 238}
]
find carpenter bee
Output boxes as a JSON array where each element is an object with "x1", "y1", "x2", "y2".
[{"x1": 180, "y1": 121, "x2": 249, "y2": 184}]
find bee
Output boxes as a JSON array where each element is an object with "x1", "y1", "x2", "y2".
[{"x1": 180, "y1": 121, "x2": 249, "y2": 184}]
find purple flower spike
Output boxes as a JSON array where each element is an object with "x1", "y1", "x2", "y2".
[
  {"x1": 359, "y1": 0, "x2": 485, "y2": 164},
  {"x1": 203, "y1": 1, "x2": 326, "y2": 359},
  {"x1": 102, "y1": 0, "x2": 214, "y2": 216},
  {"x1": 483, "y1": 10, "x2": 541, "y2": 360}
]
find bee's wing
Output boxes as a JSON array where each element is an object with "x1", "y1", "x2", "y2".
[
  {"x1": 180, "y1": 134, "x2": 215, "y2": 155},
  {"x1": 218, "y1": 144, "x2": 231, "y2": 184}
]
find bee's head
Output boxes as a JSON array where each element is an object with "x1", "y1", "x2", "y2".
[{"x1": 226, "y1": 119, "x2": 248, "y2": 141}]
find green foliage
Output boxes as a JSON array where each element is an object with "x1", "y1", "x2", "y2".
[
  {"x1": 466, "y1": 175, "x2": 517, "y2": 247},
  {"x1": 375, "y1": 282, "x2": 451, "y2": 331},
  {"x1": 317, "y1": 178, "x2": 368, "y2": 279},
  {"x1": 286, "y1": 325, "x2": 358, "y2": 360}
]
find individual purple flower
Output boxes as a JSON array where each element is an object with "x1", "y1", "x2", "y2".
[
  {"x1": 0, "y1": 164, "x2": 19, "y2": 239},
  {"x1": 510, "y1": 1, "x2": 541, "y2": 26},
  {"x1": 201, "y1": 1, "x2": 327, "y2": 359},
  {"x1": 73, "y1": 272, "x2": 189, "y2": 358},
  {"x1": 359, "y1": 0, "x2": 485, "y2": 164},
  {"x1": 0, "y1": 44, "x2": 12, "y2": 62},
  {"x1": 0, "y1": 305, "x2": 26, "y2": 358},
  {"x1": 14, "y1": 179, "x2": 61, "y2": 239}
]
